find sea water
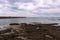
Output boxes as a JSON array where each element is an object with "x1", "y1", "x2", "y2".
[{"x1": 0, "y1": 17, "x2": 60, "y2": 26}]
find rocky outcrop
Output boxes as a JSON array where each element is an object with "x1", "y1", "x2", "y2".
[
  {"x1": 9, "y1": 23, "x2": 20, "y2": 25},
  {"x1": 0, "y1": 23, "x2": 59, "y2": 40}
]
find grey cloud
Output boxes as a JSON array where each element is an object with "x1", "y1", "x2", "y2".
[
  {"x1": 9, "y1": 6, "x2": 29, "y2": 12},
  {"x1": 7, "y1": 0, "x2": 18, "y2": 4},
  {"x1": 7, "y1": 0, "x2": 34, "y2": 4}
]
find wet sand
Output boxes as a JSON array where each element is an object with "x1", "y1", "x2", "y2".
[{"x1": 0, "y1": 22, "x2": 60, "y2": 40}]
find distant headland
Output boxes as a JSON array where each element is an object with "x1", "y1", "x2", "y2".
[{"x1": 0, "y1": 16, "x2": 26, "y2": 19}]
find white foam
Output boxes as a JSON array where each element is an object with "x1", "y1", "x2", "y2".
[{"x1": 0, "y1": 25, "x2": 10, "y2": 31}]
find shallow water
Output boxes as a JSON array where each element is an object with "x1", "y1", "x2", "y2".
[{"x1": 0, "y1": 17, "x2": 60, "y2": 26}]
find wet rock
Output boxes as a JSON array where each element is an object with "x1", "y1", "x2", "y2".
[{"x1": 9, "y1": 23, "x2": 20, "y2": 25}]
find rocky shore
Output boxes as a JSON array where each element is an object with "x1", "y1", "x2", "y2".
[{"x1": 0, "y1": 22, "x2": 60, "y2": 40}]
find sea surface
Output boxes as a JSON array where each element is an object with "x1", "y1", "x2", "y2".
[{"x1": 0, "y1": 17, "x2": 60, "y2": 26}]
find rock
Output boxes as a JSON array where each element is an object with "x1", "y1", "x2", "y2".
[
  {"x1": 9, "y1": 23, "x2": 20, "y2": 25},
  {"x1": 45, "y1": 35, "x2": 53, "y2": 38},
  {"x1": 41, "y1": 23, "x2": 58, "y2": 26},
  {"x1": 0, "y1": 23, "x2": 59, "y2": 40},
  {"x1": 27, "y1": 22, "x2": 41, "y2": 25}
]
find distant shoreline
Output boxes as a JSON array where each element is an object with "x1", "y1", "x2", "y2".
[{"x1": 0, "y1": 17, "x2": 26, "y2": 19}]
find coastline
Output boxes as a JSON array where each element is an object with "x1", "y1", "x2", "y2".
[
  {"x1": 0, "y1": 17, "x2": 26, "y2": 19},
  {"x1": 0, "y1": 22, "x2": 59, "y2": 40}
]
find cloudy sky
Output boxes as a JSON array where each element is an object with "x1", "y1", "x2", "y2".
[{"x1": 0, "y1": 0, "x2": 60, "y2": 17}]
